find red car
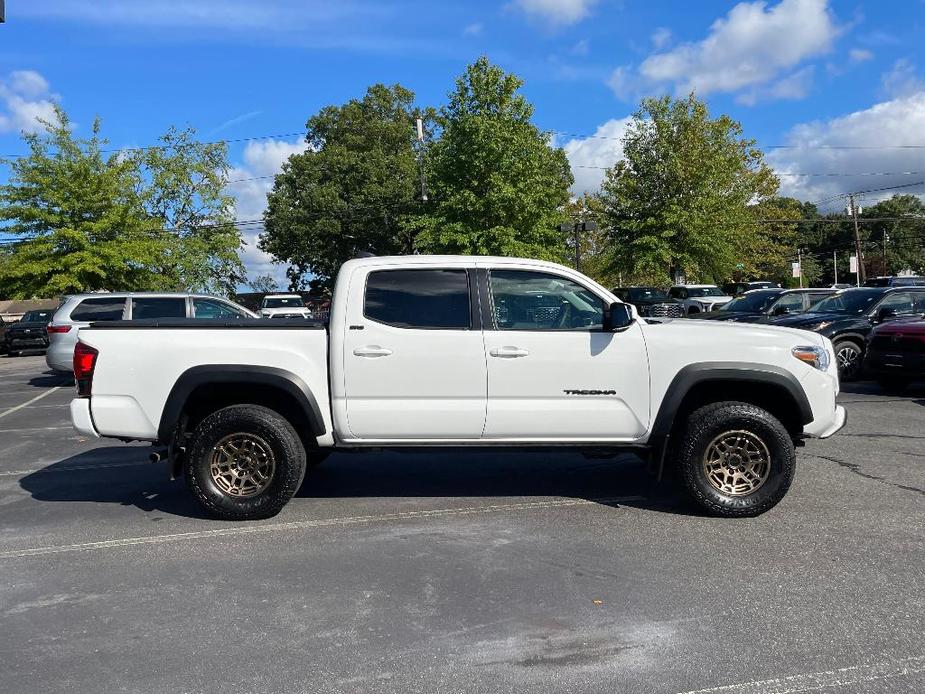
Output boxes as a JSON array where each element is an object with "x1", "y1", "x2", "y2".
[{"x1": 864, "y1": 318, "x2": 925, "y2": 393}]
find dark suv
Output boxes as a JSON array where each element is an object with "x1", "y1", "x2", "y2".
[
  {"x1": 690, "y1": 288, "x2": 834, "y2": 323},
  {"x1": 2, "y1": 309, "x2": 54, "y2": 356},
  {"x1": 611, "y1": 286, "x2": 684, "y2": 318},
  {"x1": 864, "y1": 276, "x2": 925, "y2": 287},
  {"x1": 771, "y1": 287, "x2": 925, "y2": 380}
]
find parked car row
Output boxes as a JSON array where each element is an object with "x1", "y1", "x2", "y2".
[{"x1": 614, "y1": 283, "x2": 925, "y2": 384}]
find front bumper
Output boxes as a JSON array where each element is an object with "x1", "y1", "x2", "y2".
[
  {"x1": 811, "y1": 404, "x2": 847, "y2": 439},
  {"x1": 70, "y1": 398, "x2": 99, "y2": 438}
]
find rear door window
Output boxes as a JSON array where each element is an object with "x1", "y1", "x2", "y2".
[
  {"x1": 131, "y1": 297, "x2": 187, "y2": 319},
  {"x1": 70, "y1": 297, "x2": 127, "y2": 322},
  {"x1": 364, "y1": 269, "x2": 471, "y2": 329}
]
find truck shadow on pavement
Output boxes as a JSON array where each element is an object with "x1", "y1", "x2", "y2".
[{"x1": 18, "y1": 448, "x2": 691, "y2": 519}]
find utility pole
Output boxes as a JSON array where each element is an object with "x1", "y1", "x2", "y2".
[
  {"x1": 557, "y1": 220, "x2": 597, "y2": 273},
  {"x1": 883, "y1": 230, "x2": 889, "y2": 275},
  {"x1": 797, "y1": 248, "x2": 803, "y2": 288},
  {"x1": 833, "y1": 250, "x2": 838, "y2": 285},
  {"x1": 847, "y1": 195, "x2": 866, "y2": 284}
]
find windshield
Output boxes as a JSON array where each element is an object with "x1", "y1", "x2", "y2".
[
  {"x1": 721, "y1": 290, "x2": 783, "y2": 312},
  {"x1": 263, "y1": 297, "x2": 305, "y2": 309},
  {"x1": 809, "y1": 289, "x2": 883, "y2": 314},
  {"x1": 20, "y1": 310, "x2": 53, "y2": 322},
  {"x1": 687, "y1": 287, "x2": 726, "y2": 297},
  {"x1": 628, "y1": 287, "x2": 670, "y2": 302}
]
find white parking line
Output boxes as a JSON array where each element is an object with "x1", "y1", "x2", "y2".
[
  {"x1": 674, "y1": 655, "x2": 925, "y2": 694},
  {"x1": 0, "y1": 461, "x2": 149, "y2": 477},
  {"x1": 0, "y1": 496, "x2": 642, "y2": 560},
  {"x1": 0, "y1": 426, "x2": 72, "y2": 433},
  {"x1": 0, "y1": 387, "x2": 60, "y2": 419}
]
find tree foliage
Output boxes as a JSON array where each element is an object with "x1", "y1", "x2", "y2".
[
  {"x1": 260, "y1": 84, "x2": 424, "y2": 289},
  {"x1": 415, "y1": 57, "x2": 573, "y2": 260},
  {"x1": 598, "y1": 94, "x2": 779, "y2": 284},
  {"x1": 248, "y1": 273, "x2": 277, "y2": 293},
  {"x1": 0, "y1": 107, "x2": 242, "y2": 298}
]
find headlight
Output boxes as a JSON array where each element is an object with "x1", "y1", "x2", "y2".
[{"x1": 792, "y1": 345, "x2": 830, "y2": 371}]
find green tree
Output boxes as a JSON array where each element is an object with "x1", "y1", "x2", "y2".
[
  {"x1": 0, "y1": 107, "x2": 243, "y2": 298},
  {"x1": 137, "y1": 126, "x2": 244, "y2": 295},
  {"x1": 260, "y1": 84, "x2": 424, "y2": 289},
  {"x1": 861, "y1": 195, "x2": 925, "y2": 276},
  {"x1": 248, "y1": 273, "x2": 277, "y2": 293},
  {"x1": 599, "y1": 94, "x2": 779, "y2": 284},
  {"x1": 414, "y1": 57, "x2": 573, "y2": 260}
]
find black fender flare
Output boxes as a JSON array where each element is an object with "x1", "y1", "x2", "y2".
[
  {"x1": 648, "y1": 362, "x2": 813, "y2": 477},
  {"x1": 157, "y1": 365, "x2": 326, "y2": 443}
]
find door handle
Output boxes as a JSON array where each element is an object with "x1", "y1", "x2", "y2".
[
  {"x1": 489, "y1": 346, "x2": 529, "y2": 358},
  {"x1": 353, "y1": 346, "x2": 393, "y2": 358}
]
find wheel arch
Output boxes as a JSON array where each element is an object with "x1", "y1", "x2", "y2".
[
  {"x1": 158, "y1": 365, "x2": 326, "y2": 449},
  {"x1": 648, "y1": 362, "x2": 813, "y2": 478}
]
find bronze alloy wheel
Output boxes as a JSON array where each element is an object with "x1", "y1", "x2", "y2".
[
  {"x1": 702, "y1": 429, "x2": 771, "y2": 497},
  {"x1": 209, "y1": 433, "x2": 276, "y2": 498}
]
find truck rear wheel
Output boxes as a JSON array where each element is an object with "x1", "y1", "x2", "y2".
[
  {"x1": 186, "y1": 405, "x2": 306, "y2": 520},
  {"x1": 674, "y1": 401, "x2": 795, "y2": 518}
]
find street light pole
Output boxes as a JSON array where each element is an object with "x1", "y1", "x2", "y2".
[{"x1": 848, "y1": 195, "x2": 865, "y2": 284}]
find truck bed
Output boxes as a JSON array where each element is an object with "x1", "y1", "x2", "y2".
[{"x1": 76, "y1": 319, "x2": 332, "y2": 444}]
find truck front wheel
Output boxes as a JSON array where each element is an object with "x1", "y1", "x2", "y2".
[
  {"x1": 186, "y1": 405, "x2": 307, "y2": 520},
  {"x1": 674, "y1": 402, "x2": 795, "y2": 518}
]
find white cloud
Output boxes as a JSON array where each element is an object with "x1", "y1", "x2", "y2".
[
  {"x1": 225, "y1": 137, "x2": 310, "y2": 286},
  {"x1": 611, "y1": 0, "x2": 838, "y2": 103},
  {"x1": 0, "y1": 70, "x2": 60, "y2": 134},
  {"x1": 571, "y1": 38, "x2": 590, "y2": 56},
  {"x1": 880, "y1": 59, "x2": 925, "y2": 99},
  {"x1": 650, "y1": 27, "x2": 672, "y2": 50},
  {"x1": 562, "y1": 117, "x2": 632, "y2": 195},
  {"x1": 736, "y1": 66, "x2": 815, "y2": 105},
  {"x1": 768, "y1": 91, "x2": 925, "y2": 205},
  {"x1": 463, "y1": 22, "x2": 483, "y2": 36},
  {"x1": 513, "y1": 0, "x2": 599, "y2": 26},
  {"x1": 849, "y1": 48, "x2": 873, "y2": 63}
]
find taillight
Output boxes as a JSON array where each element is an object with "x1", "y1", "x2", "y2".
[
  {"x1": 73, "y1": 341, "x2": 98, "y2": 398},
  {"x1": 47, "y1": 324, "x2": 72, "y2": 334}
]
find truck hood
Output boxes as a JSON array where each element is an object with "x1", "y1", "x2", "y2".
[{"x1": 646, "y1": 316, "x2": 828, "y2": 347}]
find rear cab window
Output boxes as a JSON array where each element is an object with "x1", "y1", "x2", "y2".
[
  {"x1": 70, "y1": 297, "x2": 127, "y2": 322},
  {"x1": 364, "y1": 269, "x2": 471, "y2": 329}
]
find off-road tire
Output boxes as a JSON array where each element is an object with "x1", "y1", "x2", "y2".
[
  {"x1": 675, "y1": 401, "x2": 796, "y2": 518},
  {"x1": 186, "y1": 405, "x2": 306, "y2": 521}
]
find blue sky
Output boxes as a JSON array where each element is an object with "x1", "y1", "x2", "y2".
[{"x1": 2, "y1": 0, "x2": 925, "y2": 286}]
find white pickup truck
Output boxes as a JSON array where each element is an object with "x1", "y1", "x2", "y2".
[{"x1": 70, "y1": 256, "x2": 846, "y2": 520}]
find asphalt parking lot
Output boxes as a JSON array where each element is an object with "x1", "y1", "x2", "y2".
[{"x1": 0, "y1": 354, "x2": 923, "y2": 694}]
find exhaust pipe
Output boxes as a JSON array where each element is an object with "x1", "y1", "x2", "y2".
[{"x1": 149, "y1": 447, "x2": 168, "y2": 464}]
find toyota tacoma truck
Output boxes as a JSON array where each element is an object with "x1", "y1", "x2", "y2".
[{"x1": 70, "y1": 256, "x2": 846, "y2": 520}]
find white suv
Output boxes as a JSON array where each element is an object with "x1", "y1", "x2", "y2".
[
  {"x1": 669, "y1": 285, "x2": 733, "y2": 315},
  {"x1": 259, "y1": 294, "x2": 312, "y2": 319},
  {"x1": 45, "y1": 293, "x2": 256, "y2": 372}
]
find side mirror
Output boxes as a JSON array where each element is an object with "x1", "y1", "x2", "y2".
[
  {"x1": 876, "y1": 307, "x2": 897, "y2": 323},
  {"x1": 604, "y1": 302, "x2": 634, "y2": 331},
  {"x1": 772, "y1": 305, "x2": 789, "y2": 316}
]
